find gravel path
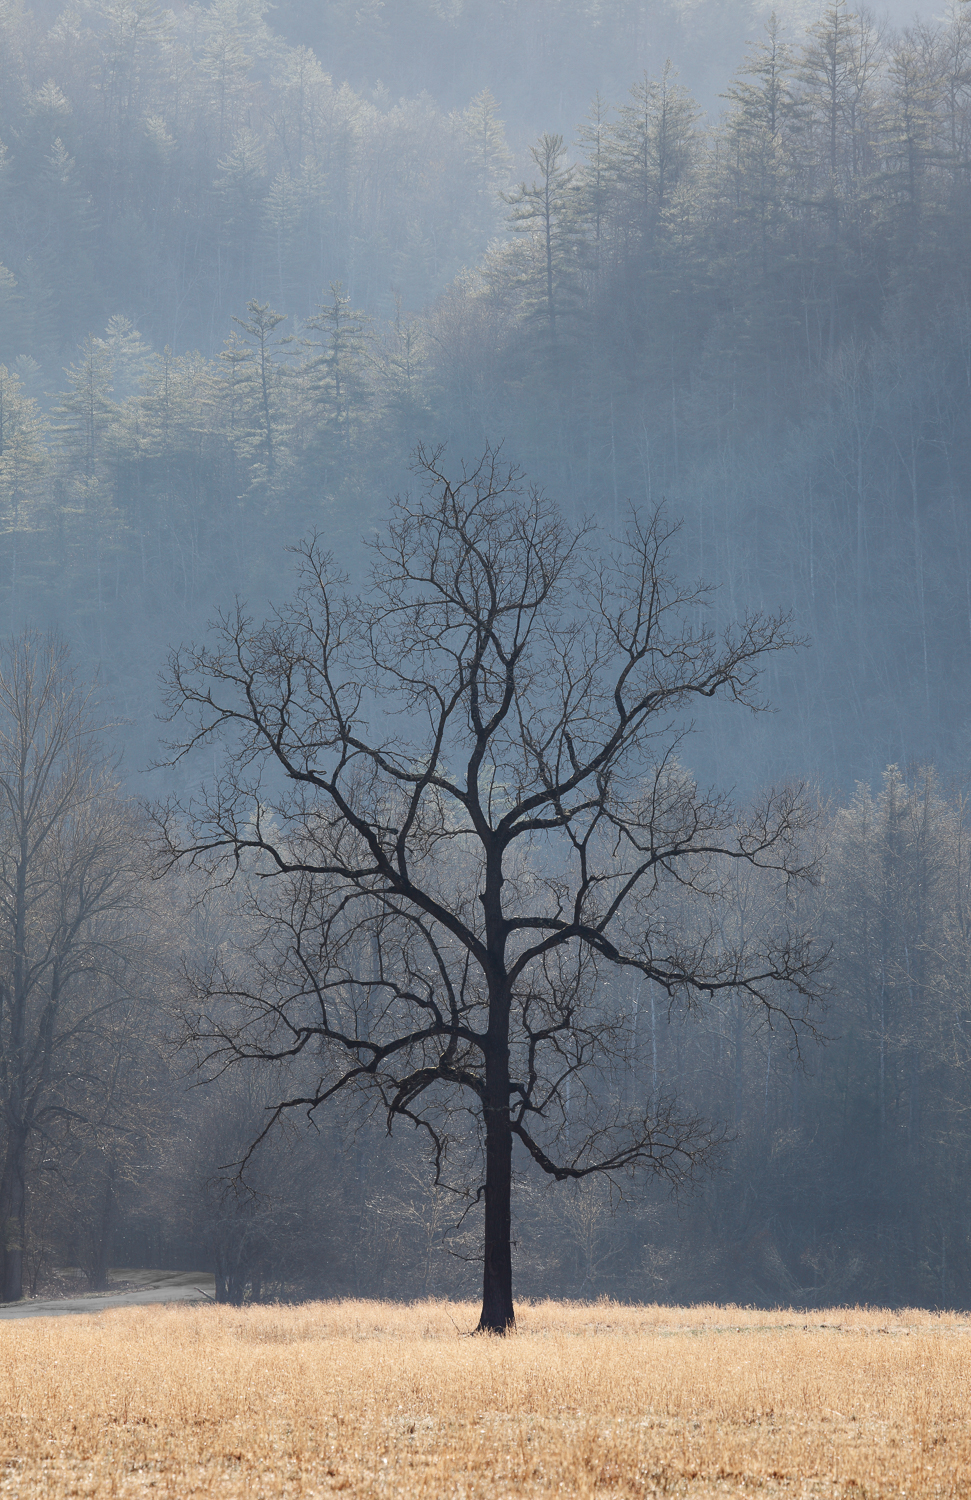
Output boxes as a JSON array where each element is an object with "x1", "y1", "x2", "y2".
[{"x1": 0, "y1": 1269, "x2": 216, "y2": 1319}]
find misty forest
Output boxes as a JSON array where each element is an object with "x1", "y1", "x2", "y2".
[{"x1": 2, "y1": 0, "x2": 971, "y2": 1324}]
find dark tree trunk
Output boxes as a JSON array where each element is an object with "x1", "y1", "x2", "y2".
[
  {"x1": 478, "y1": 1053, "x2": 515, "y2": 1333},
  {"x1": 478, "y1": 1108, "x2": 514, "y2": 1332},
  {"x1": 0, "y1": 1129, "x2": 27, "y2": 1303}
]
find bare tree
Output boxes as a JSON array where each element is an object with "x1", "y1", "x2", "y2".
[
  {"x1": 159, "y1": 448, "x2": 824, "y2": 1332},
  {"x1": 0, "y1": 633, "x2": 144, "y2": 1302}
]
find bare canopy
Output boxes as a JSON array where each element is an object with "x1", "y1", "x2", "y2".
[
  {"x1": 159, "y1": 448, "x2": 824, "y2": 1332},
  {"x1": 0, "y1": 634, "x2": 145, "y2": 1304}
]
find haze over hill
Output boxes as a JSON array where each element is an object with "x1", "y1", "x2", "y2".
[{"x1": 271, "y1": 0, "x2": 946, "y2": 135}]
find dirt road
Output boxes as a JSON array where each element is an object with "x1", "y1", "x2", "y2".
[{"x1": 0, "y1": 1269, "x2": 216, "y2": 1319}]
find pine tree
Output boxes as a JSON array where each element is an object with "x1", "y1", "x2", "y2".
[
  {"x1": 576, "y1": 93, "x2": 614, "y2": 253},
  {"x1": 881, "y1": 28, "x2": 944, "y2": 243},
  {"x1": 199, "y1": 0, "x2": 278, "y2": 151},
  {"x1": 55, "y1": 335, "x2": 117, "y2": 482},
  {"x1": 99, "y1": 316, "x2": 153, "y2": 403},
  {"x1": 461, "y1": 89, "x2": 512, "y2": 240},
  {"x1": 219, "y1": 300, "x2": 293, "y2": 486},
  {"x1": 380, "y1": 289, "x2": 431, "y2": 438},
  {"x1": 725, "y1": 14, "x2": 797, "y2": 143},
  {"x1": 305, "y1": 282, "x2": 372, "y2": 460},
  {"x1": 504, "y1": 133, "x2": 585, "y2": 347},
  {"x1": 214, "y1": 128, "x2": 269, "y2": 302},
  {"x1": 606, "y1": 63, "x2": 699, "y2": 252},
  {"x1": 795, "y1": 0, "x2": 882, "y2": 223},
  {"x1": 262, "y1": 169, "x2": 302, "y2": 308},
  {"x1": 719, "y1": 16, "x2": 797, "y2": 272}
]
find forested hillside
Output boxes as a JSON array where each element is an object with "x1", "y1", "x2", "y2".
[
  {"x1": 0, "y1": 0, "x2": 509, "y2": 352},
  {"x1": 2, "y1": 0, "x2": 971, "y2": 1310},
  {"x1": 1, "y1": 0, "x2": 969, "y2": 787}
]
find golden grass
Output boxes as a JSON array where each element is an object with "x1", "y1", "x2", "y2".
[{"x1": 2, "y1": 1298, "x2": 970, "y2": 1497}]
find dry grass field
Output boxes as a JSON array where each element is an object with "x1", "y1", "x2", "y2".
[{"x1": 1, "y1": 1299, "x2": 969, "y2": 1498}]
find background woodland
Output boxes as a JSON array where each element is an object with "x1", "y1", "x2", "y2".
[{"x1": 2, "y1": 0, "x2": 971, "y2": 1306}]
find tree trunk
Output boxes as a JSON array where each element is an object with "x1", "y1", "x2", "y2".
[
  {"x1": 0, "y1": 1129, "x2": 27, "y2": 1303},
  {"x1": 478, "y1": 1073, "x2": 515, "y2": 1333}
]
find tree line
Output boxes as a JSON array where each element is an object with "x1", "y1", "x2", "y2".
[
  {"x1": 0, "y1": 0, "x2": 508, "y2": 359},
  {"x1": 5, "y1": 467, "x2": 971, "y2": 1313},
  {"x1": 3, "y1": 0, "x2": 971, "y2": 1312}
]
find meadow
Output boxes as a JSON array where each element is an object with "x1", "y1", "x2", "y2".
[{"x1": 0, "y1": 1299, "x2": 968, "y2": 1497}]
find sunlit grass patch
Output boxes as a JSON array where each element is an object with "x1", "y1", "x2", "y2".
[{"x1": 1, "y1": 1298, "x2": 968, "y2": 1496}]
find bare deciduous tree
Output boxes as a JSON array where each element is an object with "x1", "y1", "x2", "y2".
[
  {"x1": 0, "y1": 633, "x2": 144, "y2": 1302},
  {"x1": 159, "y1": 448, "x2": 824, "y2": 1332}
]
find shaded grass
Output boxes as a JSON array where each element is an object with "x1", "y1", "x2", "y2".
[{"x1": 1, "y1": 1298, "x2": 968, "y2": 1495}]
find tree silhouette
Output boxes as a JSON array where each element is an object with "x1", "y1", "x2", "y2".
[{"x1": 158, "y1": 447, "x2": 824, "y2": 1332}]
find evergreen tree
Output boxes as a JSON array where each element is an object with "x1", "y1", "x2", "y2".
[
  {"x1": 576, "y1": 92, "x2": 614, "y2": 251},
  {"x1": 720, "y1": 15, "x2": 797, "y2": 268},
  {"x1": 225, "y1": 300, "x2": 293, "y2": 482},
  {"x1": 881, "y1": 28, "x2": 945, "y2": 243},
  {"x1": 504, "y1": 133, "x2": 585, "y2": 348},
  {"x1": 55, "y1": 335, "x2": 117, "y2": 482},
  {"x1": 606, "y1": 63, "x2": 699, "y2": 251},
  {"x1": 305, "y1": 282, "x2": 372, "y2": 463},
  {"x1": 461, "y1": 87, "x2": 512, "y2": 237}
]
